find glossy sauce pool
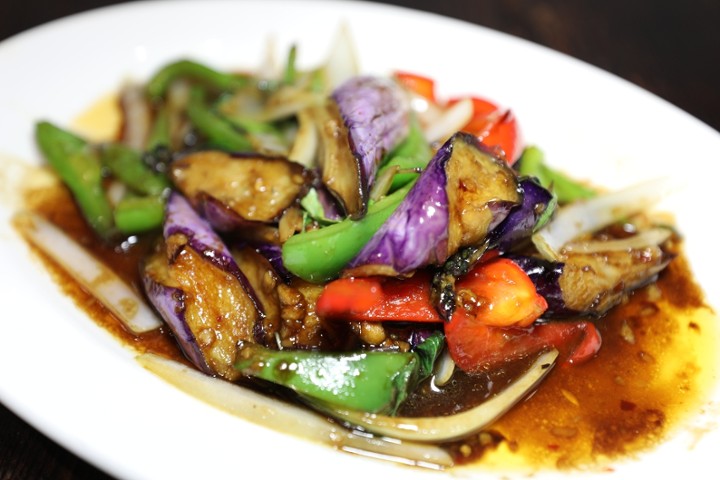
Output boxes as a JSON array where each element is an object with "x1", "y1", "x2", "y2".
[
  {"x1": 465, "y1": 253, "x2": 719, "y2": 471},
  {"x1": 14, "y1": 173, "x2": 720, "y2": 473}
]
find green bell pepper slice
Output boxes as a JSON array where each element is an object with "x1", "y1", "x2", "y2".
[
  {"x1": 146, "y1": 60, "x2": 249, "y2": 99},
  {"x1": 35, "y1": 121, "x2": 115, "y2": 239},
  {"x1": 100, "y1": 143, "x2": 170, "y2": 196},
  {"x1": 282, "y1": 181, "x2": 413, "y2": 283},
  {"x1": 517, "y1": 146, "x2": 597, "y2": 203},
  {"x1": 235, "y1": 332, "x2": 444, "y2": 415}
]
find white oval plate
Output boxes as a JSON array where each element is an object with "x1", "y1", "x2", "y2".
[{"x1": 1, "y1": 1, "x2": 718, "y2": 479}]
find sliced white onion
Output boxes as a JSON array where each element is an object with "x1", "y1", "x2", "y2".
[
  {"x1": 167, "y1": 80, "x2": 192, "y2": 149},
  {"x1": 104, "y1": 180, "x2": 127, "y2": 207},
  {"x1": 260, "y1": 87, "x2": 325, "y2": 122},
  {"x1": 369, "y1": 165, "x2": 400, "y2": 202},
  {"x1": 322, "y1": 22, "x2": 360, "y2": 91},
  {"x1": 288, "y1": 108, "x2": 318, "y2": 168},
  {"x1": 313, "y1": 349, "x2": 558, "y2": 443},
  {"x1": 563, "y1": 227, "x2": 673, "y2": 254},
  {"x1": 14, "y1": 211, "x2": 162, "y2": 333},
  {"x1": 119, "y1": 83, "x2": 152, "y2": 150},
  {"x1": 406, "y1": 90, "x2": 443, "y2": 126},
  {"x1": 137, "y1": 352, "x2": 453, "y2": 469},
  {"x1": 256, "y1": 35, "x2": 280, "y2": 81},
  {"x1": 422, "y1": 97, "x2": 473, "y2": 144},
  {"x1": 532, "y1": 177, "x2": 681, "y2": 261},
  {"x1": 430, "y1": 349, "x2": 455, "y2": 388}
]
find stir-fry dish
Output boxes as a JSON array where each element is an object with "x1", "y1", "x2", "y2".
[{"x1": 14, "y1": 31, "x2": 717, "y2": 471}]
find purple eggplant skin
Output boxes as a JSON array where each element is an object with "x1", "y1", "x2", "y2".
[
  {"x1": 329, "y1": 75, "x2": 410, "y2": 218},
  {"x1": 345, "y1": 136, "x2": 451, "y2": 276},
  {"x1": 254, "y1": 242, "x2": 294, "y2": 283},
  {"x1": 197, "y1": 193, "x2": 247, "y2": 232},
  {"x1": 142, "y1": 192, "x2": 271, "y2": 380},
  {"x1": 163, "y1": 190, "x2": 249, "y2": 281},
  {"x1": 142, "y1": 262, "x2": 213, "y2": 374},
  {"x1": 333, "y1": 76, "x2": 409, "y2": 186},
  {"x1": 345, "y1": 132, "x2": 521, "y2": 277},
  {"x1": 197, "y1": 192, "x2": 282, "y2": 245},
  {"x1": 311, "y1": 180, "x2": 345, "y2": 223},
  {"x1": 507, "y1": 255, "x2": 573, "y2": 318},
  {"x1": 489, "y1": 177, "x2": 555, "y2": 253}
]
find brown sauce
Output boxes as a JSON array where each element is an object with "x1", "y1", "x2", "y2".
[
  {"x1": 16, "y1": 177, "x2": 181, "y2": 361},
  {"x1": 15, "y1": 177, "x2": 719, "y2": 473},
  {"x1": 466, "y1": 255, "x2": 717, "y2": 471}
]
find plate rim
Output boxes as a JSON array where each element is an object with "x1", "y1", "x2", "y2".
[{"x1": 1, "y1": 2, "x2": 719, "y2": 479}]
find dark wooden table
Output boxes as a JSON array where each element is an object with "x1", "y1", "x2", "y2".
[{"x1": 1, "y1": 1, "x2": 718, "y2": 478}]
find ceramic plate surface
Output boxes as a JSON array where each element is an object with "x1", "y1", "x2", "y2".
[{"x1": 1, "y1": 1, "x2": 718, "y2": 479}]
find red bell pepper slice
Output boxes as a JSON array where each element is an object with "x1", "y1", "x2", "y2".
[
  {"x1": 316, "y1": 270, "x2": 442, "y2": 323},
  {"x1": 454, "y1": 257, "x2": 548, "y2": 328},
  {"x1": 445, "y1": 318, "x2": 602, "y2": 373},
  {"x1": 449, "y1": 96, "x2": 521, "y2": 164},
  {"x1": 393, "y1": 71, "x2": 437, "y2": 103}
]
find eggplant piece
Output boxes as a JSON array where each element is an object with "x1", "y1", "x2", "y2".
[
  {"x1": 517, "y1": 176, "x2": 678, "y2": 315},
  {"x1": 510, "y1": 230, "x2": 673, "y2": 317},
  {"x1": 253, "y1": 242, "x2": 294, "y2": 283},
  {"x1": 143, "y1": 252, "x2": 212, "y2": 374},
  {"x1": 143, "y1": 192, "x2": 266, "y2": 380},
  {"x1": 489, "y1": 176, "x2": 556, "y2": 253},
  {"x1": 559, "y1": 244, "x2": 673, "y2": 315},
  {"x1": 444, "y1": 135, "x2": 522, "y2": 251},
  {"x1": 163, "y1": 191, "x2": 245, "y2": 276},
  {"x1": 234, "y1": 241, "x2": 352, "y2": 350},
  {"x1": 169, "y1": 150, "x2": 312, "y2": 232},
  {"x1": 433, "y1": 177, "x2": 555, "y2": 318},
  {"x1": 198, "y1": 194, "x2": 282, "y2": 244},
  {"x1": 345, "y1": 132, "x2": 521, "y2": 277},
  {"x1": 313, "y1": 76, "x2": 409, "y2": 219},
  {"x1": 332, "y1": 76, "x2": 410, "y2": 199},
  {"x1": 309, "y1": 102, "x2": 363, "y2": 219},
  {"x1": 231, "y1": 245, "x2": 283, "y2": 344}
]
